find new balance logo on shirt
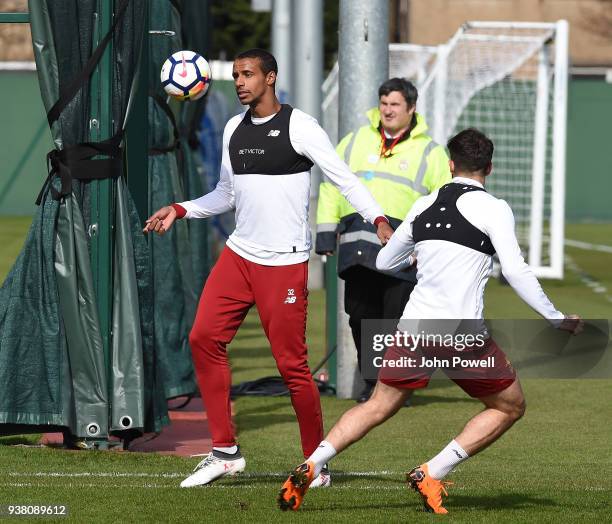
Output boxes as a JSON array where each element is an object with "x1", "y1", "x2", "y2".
[{"x1": 267, "y1": 129, "x2": 280, "y2": 137}]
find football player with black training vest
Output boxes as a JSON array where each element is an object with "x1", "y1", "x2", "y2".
[
  {"x1": 278, "y1": 128, "x2": 583, "y2": 514},
  {"x1": 144, "y1": 49, "x2": 393, "y2": 488}
]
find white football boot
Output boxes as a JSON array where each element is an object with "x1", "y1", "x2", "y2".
[
  {"x1": 180, "y1": 452, "x2": 246, "y2": 487},
  {"x1": 309, "y1": 464, "x2": 331, "y2": 488}
]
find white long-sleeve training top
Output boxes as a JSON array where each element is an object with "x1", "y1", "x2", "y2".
[
  {"x1": 179, "y1": 106, "x2": 384, "y2": 265},
  {"x1": 376, "y1": 177, "x2": 565, "y2": 325}
]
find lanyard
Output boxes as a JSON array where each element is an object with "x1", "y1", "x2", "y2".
[{"x1": 379, "y1": 127, "x2": 405, "y2": 158}]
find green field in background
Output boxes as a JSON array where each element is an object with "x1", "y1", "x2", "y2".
[{"x1": 3, "y1": 217, "x2": 612, "y2": 320}]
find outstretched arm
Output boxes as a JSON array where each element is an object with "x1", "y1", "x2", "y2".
[
  {"x1": 143, "y1": 120, "x2": 236, "y2": 235},
  {"x1": 487, "y1": 200, "x2": 582, "y2": 334},
  {"x1": 291, "y1": 111, "x2": 392, "y2": 244}
]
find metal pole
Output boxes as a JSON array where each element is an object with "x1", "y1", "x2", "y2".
[
  {"x1": 293, "y1": 0, "x2": 324, "y2": 289},
  {"x1": 336, "y1": 0, "x2": 389, "y2": 398},
  {"x1": 289, "y1": 1, "x2": 298, "y2": 107},
  {"x1": 293, "y1": 0, "x2": 323, "y2": 120},
  {"x1": 338, "y1": 0, "x2": 389, "y2": 137},
  {"x1": 324, "y1": 253, "x2": 338, "y2": 390},
  {"x1": 272, "y1": 0, "x2": 292, "y2": 102}
]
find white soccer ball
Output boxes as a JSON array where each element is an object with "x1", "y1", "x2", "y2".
[{"x1": 160, "y1": 50, "x2": 212, "y2": 101}]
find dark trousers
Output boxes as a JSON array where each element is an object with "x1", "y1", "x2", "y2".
[{"x1": 343, "y1": 266, "x2": 415, "y2": 387}]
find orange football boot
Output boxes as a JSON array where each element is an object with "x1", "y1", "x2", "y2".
[
  {"x1": 407, "y1": 463, "x2": 452, "y2": 514},
  {"x1": 277, "y1": 461, "x2": 316, "y2": 511}
]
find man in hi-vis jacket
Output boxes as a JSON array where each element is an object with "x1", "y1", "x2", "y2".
[{"x1": 316, "y1": 78, "x2": 451, "y2": 402}]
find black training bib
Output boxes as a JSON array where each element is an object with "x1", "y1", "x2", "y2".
[
  {"x1": 229, "y1": 104, "x2": 314, "y2": 176},
  {"x1": 412, "y1": 183, "x2": 496, "y2": 256}
]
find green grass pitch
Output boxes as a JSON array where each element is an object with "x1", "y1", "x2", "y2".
[{"x1": 0, "y1": 217, "x2": 611, "y2": 522}]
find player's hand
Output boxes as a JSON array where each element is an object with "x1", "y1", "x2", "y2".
[
  {"x1": 558, "y1": 314, "x2": 584, "y2": 335},
  {"x1": 376, "y1": 221, "x2": 394, "y2": 245},
  {"x1": 143, "y1": 206, "x2": 177, "y2": 235}
]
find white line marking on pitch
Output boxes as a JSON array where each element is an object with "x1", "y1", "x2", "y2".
[
  {"x1": 8, "y1": 471, "x2": 399, "y2": 479},
  {"x1": 0, "y1": 482, "x2": 409, "y2": 491},
  {"x1": 565, "y1": 238, "x2": 612, "y2": 254},
  {"x1": 1, "y1": 482, "x2": 607, "y2": 492},
  {"x1": 565, "y1": 255, "x2": 612, "y2": 303},
  {"x1": 9, "y1": 472, "x2": 186, "y2": 479}
]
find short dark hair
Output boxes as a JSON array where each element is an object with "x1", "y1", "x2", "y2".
[
  {"x1": 447, "y1": 128, "x2": 494, "y2": 174},
  {"x1": 235, "y1": 48, "x2": 278, "y2": 76},
  {"x1": 378, "y1": 78, "x2": 418, "y2": 106}
]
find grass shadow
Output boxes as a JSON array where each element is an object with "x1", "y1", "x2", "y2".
[
  {"x1": 0, "y1": 434, "x2": 42, "y2": 446},
  {"x1": 409, "y1": 394, "x2": 477, "y2": 406},
  {"x1": 230, "y1": 346, "x2": 273, "y2": 359},
  {"x1": 303, "y1": 492, "x2": 559, "y2": 513},
  {"x1": 234, "y1": 399, "x2": 289, "y2": 417},
  {"x1": 447, "y1": 493, "x2": 558, "y2": 510},
  {"x1": 235, "y1": 413, "x2": 297, "y2": 433}
]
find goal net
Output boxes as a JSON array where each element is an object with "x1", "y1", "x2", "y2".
[{"x1": 322, "y1": 21, "x2": 568, "y2": 278}]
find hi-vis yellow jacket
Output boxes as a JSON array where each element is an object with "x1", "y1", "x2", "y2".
[{"x1": 315, "y1": 108, "x2": 451, "y2": 280}]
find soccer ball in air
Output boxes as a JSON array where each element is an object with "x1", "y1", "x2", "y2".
[{"x1": 160, "y1": 50, "x2": 211, "y2": 101}]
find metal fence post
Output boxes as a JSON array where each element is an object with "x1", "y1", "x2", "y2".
[{"x1": 336, "y1": 0, "x2": 389, "y2": 398}]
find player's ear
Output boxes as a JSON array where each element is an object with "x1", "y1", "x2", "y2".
[
  {"x1": 449, "y1": 159, "x2": 455, "y2": 176},
  {"x1": 484, "y1": 162, "x2": 493, "y2": 176},
  {"x1": 266, "y1": 70, "x2": 277, "y2": 86}
]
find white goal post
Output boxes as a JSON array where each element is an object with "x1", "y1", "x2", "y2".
[{"x1": 322, "y1": 20, "x2": 569, "y2": 279}]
